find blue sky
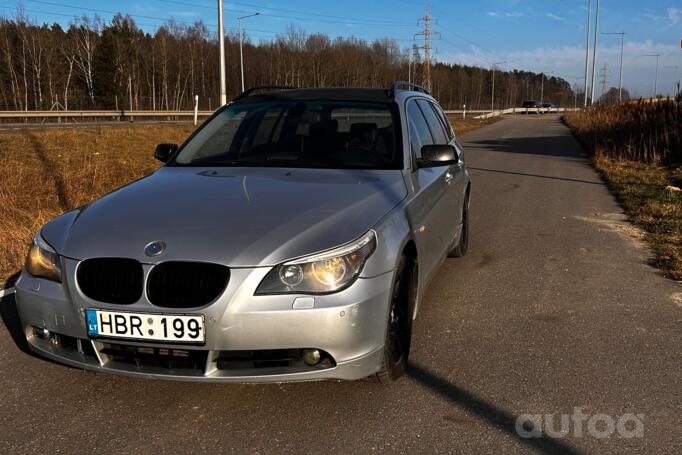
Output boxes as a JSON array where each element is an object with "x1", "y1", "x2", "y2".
[{"x1": 7, "y1": 0, "x2": 682, "y2": 97}]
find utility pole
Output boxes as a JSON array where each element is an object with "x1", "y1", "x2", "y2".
[
  {"x1": 238, "y1": 12, "x2": 260, "y2": 93},
  {"x1": 589, "y1": 0, "x2": 600, "y2": 105},
  {"x1": 644, "y1": 54, "x2": 660, "y2": 98},
  {"x1": 599, "y1": 63, "x2": 608, "y2": 102},
  {"x1": 415, "y1": 1, "x2": 439, "y2": 92},
  {"x1": 583, "y1": 0, "x2": 591, "y2": 107},
  {"x1": 540, "y1": 73, "x2": 544, "y2": 105},
  {"x1": 491, "y1": 61, "x2": 506, "y2": 112},
  {"x1": 654, "y1": 55, "x2": 659, "y2": 98},
  {"x1": 603, "y1": 32, "x2": 625, "y2": 102},
  {"x1": 217, "y1": 0, "x2": 226, "y2": 105}
]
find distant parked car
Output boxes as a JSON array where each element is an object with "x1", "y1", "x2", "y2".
[
  {"x1": 521, "y1": 100, "x2": 542, "y2": 114},
  {"x1": 542, "y1": 103, "x2": 555, "y2": 110},
  {"x1": 521, "y1": 100, "x2": 542, "y2": 109}
]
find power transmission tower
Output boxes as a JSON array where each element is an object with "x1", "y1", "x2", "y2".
[
  {"x1": 599, "y1": 63, "x2": 608, "y2": 102},
  {"x1": 415, "y1": 1, "x2": 439, "y2": 92}
]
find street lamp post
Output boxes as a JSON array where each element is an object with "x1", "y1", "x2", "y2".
[
  {"x1": 583, "y1": 0, "x2": 591, "y2": 107},
  {"x1": 602, "y1": 32, "x2": 625, "y2": 102},
  {"x1": 491, "y1": 61, "x2": 506, "y2": 112},
  {"x1": 539, "y1": 71, "x2": 553, "y2": 105},
  {"x1": 238, "y1": 12, "x2": 260, "y2": 93},
  {"x1": 589, "y1": 0, "x2": 600, "y2": 105},
  {"x1": 217, "y1": 0, "x2": 226, "y2": 105}
]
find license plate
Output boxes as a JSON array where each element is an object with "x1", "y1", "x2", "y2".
[{"x1": 86, "y1": 309, "x2": 205, "y2": 343}]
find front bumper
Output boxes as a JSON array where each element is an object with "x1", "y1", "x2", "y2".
[{"x1": 14, "y1": 263, "x2": 393, "y2": 383}]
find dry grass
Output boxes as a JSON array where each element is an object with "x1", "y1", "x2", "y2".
[
  {"x1": 565, "y1": 103, "x2": 682, "y2": 281},
  {"x1": 0, "y1": 124, "x2": 195, "y2": 285},
  {"x1": 565, "y1": 102, "x2": 681, "y2": 164},
  {"x1": 0, "y1": 116, "x2": 497, "y2": 286},
  {"x1": 449, "y1": 116, "x2": 502, "y2": 135}
]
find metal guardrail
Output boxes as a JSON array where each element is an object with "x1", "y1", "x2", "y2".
[
  {"x1": 0, "y1": 110, "x2": 214, "y2": 119},
  {"x1": 445, "y1": 107, "x2": 581, "y2": 119},
  {"x1": 0, "y1": 107, "x2": 581, "y2": 121},
  {"x1": 444, "y1": 110, "x2": 491, "y2": 115}
]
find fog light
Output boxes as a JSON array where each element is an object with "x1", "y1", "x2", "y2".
[
  {"x1": 33, "y1": 326, "x2": 52, "y2": 340},
  {"x1": 302, "y1": 348, "x2": 321, "y2": 366}
]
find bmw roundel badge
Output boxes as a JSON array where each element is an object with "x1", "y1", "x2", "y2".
[{"x1": 144, "y1": 240, "x2": 166, "y2": 257}]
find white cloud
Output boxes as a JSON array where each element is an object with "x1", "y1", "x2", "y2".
[
  {"x1": 487, "y1": 11, "x2": 526, "y2": 18},
  {"x1": 545, "y1": 13, "x2": 564, "y2": 21},
  {"x1": 437, "y1": 40, "x2": 681, "y2": 98},
  {"x1": 666, "y1": 7, "x2": 681, "y2": 26},
  {"x1": 644, "y1": 7, "x2": 681, "y2": 27}
]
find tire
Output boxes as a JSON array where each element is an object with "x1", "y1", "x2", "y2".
[
  {"x1": 372, "y1": 255, "x2": 416, "y2": 383},
  {"x1": 448, "y1": 190, "x2": 470, "y2": 258}
]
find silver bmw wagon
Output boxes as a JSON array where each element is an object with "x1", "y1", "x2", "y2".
[{"x1": 16, "y1": 82, "x2": 470, "y2": 383}]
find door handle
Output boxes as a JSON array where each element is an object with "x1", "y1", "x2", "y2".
[{"x1": 445, "y1": 172, "x2": 453, "y2": 184}]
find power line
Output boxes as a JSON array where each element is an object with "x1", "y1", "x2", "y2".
[
  {"x1": 6, "y1": 1, "x2": 419, "y2": 43},
  {"x1": 0, "y1": 5, "x2": 285, "y2": 39},
  {"x1": 150, "y1": 0, "x2": 416, "y2": 27},
  {"x1": 178, "y1": 0, "x2": 414, "y2": 26},
  {"x1": 19, "y1": 0, "x2": 208, "y2": 27}
]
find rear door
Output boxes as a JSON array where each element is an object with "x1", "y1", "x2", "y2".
[{"x1": 419, "y1": 99, "x2": 466, "y2": 250}]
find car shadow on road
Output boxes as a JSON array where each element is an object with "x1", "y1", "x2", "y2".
[
  {"x1": 469, "y1": 166, "x2": 605, "y2": 186},
  {"x1": 465, "y1": 135, "x2": 587, "y2": 161},
  {"x1": 406, "y1": 362, "x2": 584, "y2": 455}
]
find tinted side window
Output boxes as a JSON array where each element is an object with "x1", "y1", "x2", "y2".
[
  {"x1": 416, "y1": 99, "x2": 448, "y2": 144},
  {"x1": 406, "y1": 99, "x2": 434, "y2": 159},
  {"x1": 429, "y1": 101, "x2": 454, "y2": 141}
]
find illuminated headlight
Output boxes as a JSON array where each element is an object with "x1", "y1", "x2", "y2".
[
  {"x1": 25, "y1": 232, "x2": 62, "y2": 282},
  {"x1": 256, "y1": 231, "x2": 376, "y2": 295}
]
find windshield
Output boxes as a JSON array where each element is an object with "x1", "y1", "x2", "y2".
[{"x1": 172, "y1": 100, "x2": 401, "y2": 169}]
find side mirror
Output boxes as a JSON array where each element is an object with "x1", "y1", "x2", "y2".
[
  {"x1": 418, "y1": 144, "x2": 458, "y2": 168},
  {"x1": 154, "y1": 143, "x2": 178, "y2": 163}
]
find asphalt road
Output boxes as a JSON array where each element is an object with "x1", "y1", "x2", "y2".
[{"x1": 1, "y1": 115, "x2": 680, "y2": 454}]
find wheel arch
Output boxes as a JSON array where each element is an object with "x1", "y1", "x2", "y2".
[{"x1": 400, "y1": 239, "x2": 420, "y2": 320}]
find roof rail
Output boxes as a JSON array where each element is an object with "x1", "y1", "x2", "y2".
[
  {"x1": 232, "y1": 85, "x2": 298, "y2": 101},
  {"x1": 388, "y1": 81, "x2": 430, "y2": 97}
]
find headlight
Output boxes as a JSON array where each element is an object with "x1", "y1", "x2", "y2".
[
  {"x1": 25, "y1": 233, "x2": 62, "y2": 282},
  {"x1": 255, "y1": 230, "x2": 376, "y2": 295}
]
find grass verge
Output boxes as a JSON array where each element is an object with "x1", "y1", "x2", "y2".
[
  {"x1": 0, "y1": 124, "x2": 195, "y2": 285},
  {"x1": 449, "y1": 116, "x2": 502, "y2": 135},
  {"x1": 565, "y1": 107, "x2": 681, "y2": 281}
]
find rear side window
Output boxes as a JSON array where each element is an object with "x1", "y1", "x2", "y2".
[
  {"x1": 416, "y1": 99, "x2": 448, "y2": 145},
  {"x1": 428, "y1": 101, "x2": 454, "y2": 141},
  {"x1": 406, "y1": 99, "x2": 434, "y2": 159}
]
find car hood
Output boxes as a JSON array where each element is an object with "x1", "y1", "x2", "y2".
[{"x1": 42, "y1": 167, "x2": 407, "y2": 267}]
